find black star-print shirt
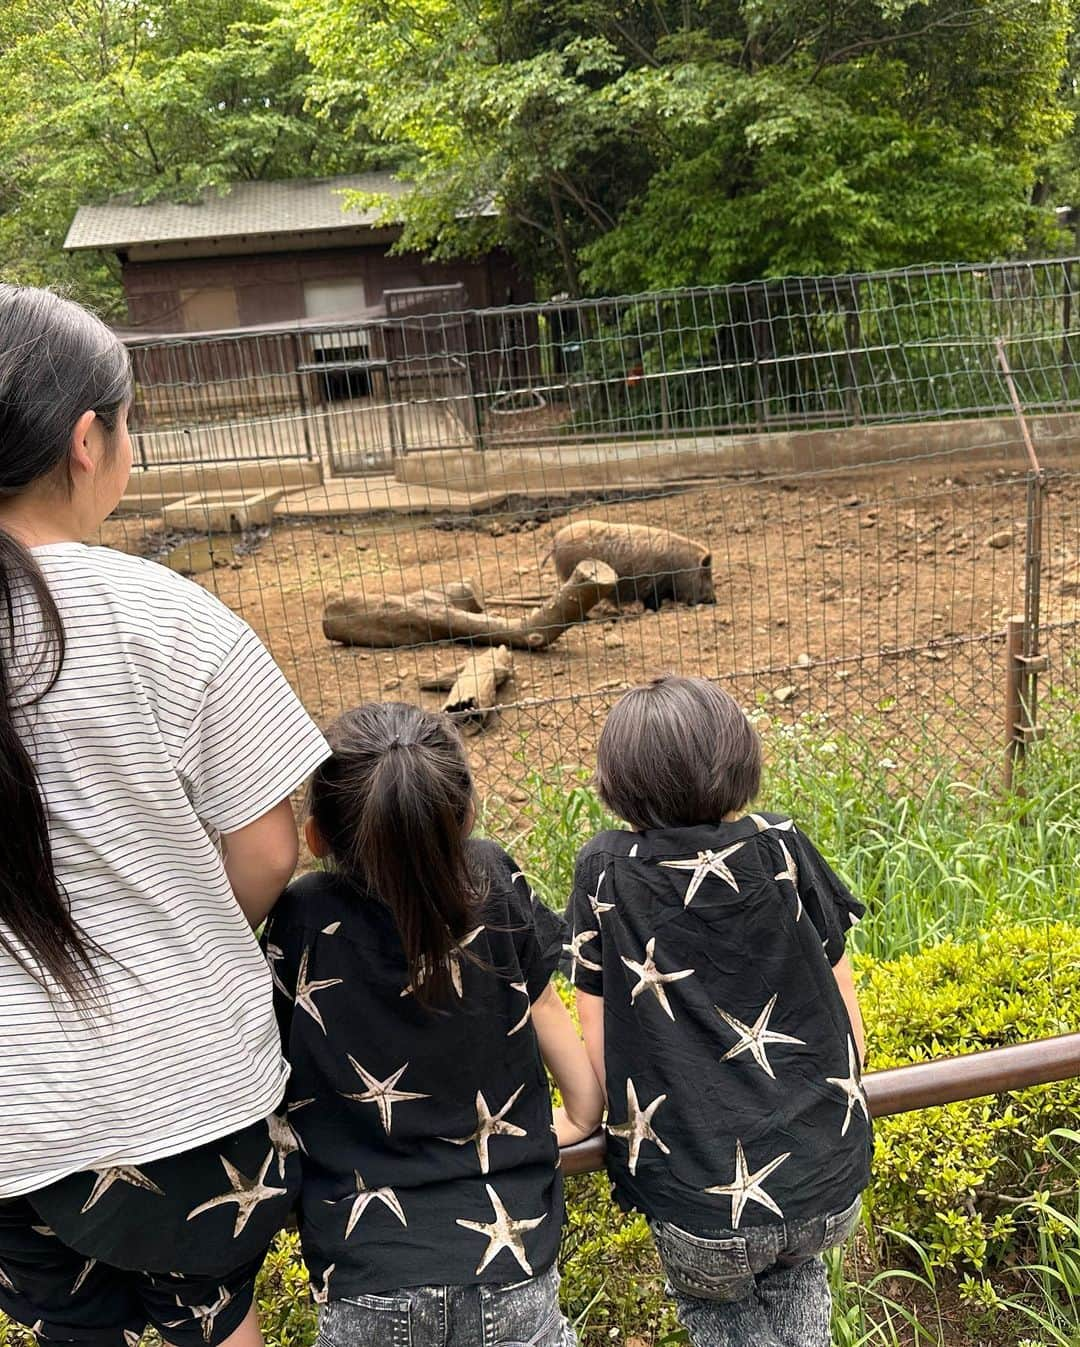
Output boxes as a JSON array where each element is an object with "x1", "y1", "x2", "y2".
[
  {"x1": 263, "y1": 840, "x2": 567, "y2": 1297},
  {"x1": 565, "y1": 813, "x2": 872, "y2": 1233}
]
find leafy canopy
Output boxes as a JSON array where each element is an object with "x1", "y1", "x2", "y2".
[
  {"x1": 291, "y1": 0, "x2": 1073, "y2": 294},
  {"x1": 0, "y1": 0, "x2": 370, "y2": 313}
]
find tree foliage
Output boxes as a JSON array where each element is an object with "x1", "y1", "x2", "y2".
[
  {"x1": 292, "y1": 0, "x2": 1074, "y2": 294},
  {"x1": 1, "y1": 0, "x2": 1078, "y2": 307},
  {"x1": 0, "y1": 0, "x2": 370, "y2": 313}
]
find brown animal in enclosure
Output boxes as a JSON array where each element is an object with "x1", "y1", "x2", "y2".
[{"x1": 546, "y1": 519, "x2": 715, "y2": 609}]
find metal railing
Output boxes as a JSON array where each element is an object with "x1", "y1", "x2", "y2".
[{"x1": 558, "y1": 1033, "x2": 1080, "y2": 1175}]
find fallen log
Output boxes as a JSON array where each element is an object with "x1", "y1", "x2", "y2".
[
  {"x1": 323, "y1": 560, "x2": 617, "y2": 651},
  {"x1": 443, "y1": 647, "x2": 514, "y2": 731},
  {"x1": 418, "y1": 669, "x2": 462, "y2": 692},
  {"x1": 405, "y1": 579, "x2": 483, "y2": 613},
  {"x1": 521, "y1": 560, "x2": 618, "y2": 646}
]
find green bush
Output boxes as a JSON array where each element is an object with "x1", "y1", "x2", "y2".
[{"x1": 862, "y1": 921, "x2": 1080, "y2": 1289}]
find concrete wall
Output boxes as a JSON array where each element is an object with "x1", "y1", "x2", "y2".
[{"x1": 395, "y1": 412, "x2": 1080, "y2": 493}]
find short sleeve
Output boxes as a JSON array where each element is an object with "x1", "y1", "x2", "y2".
[
  {"x1": 563, "y1": 848, "x2": 605, "y2": 996},
  {"x1": 498, "y1": 851, "x2": 566, "y2": 1002},
  {"x1": 176, "y1": 624, "x2": 331, "y2": 833},
  {"x1": 790, "y1": 830, "x2": 864, "y2": 966}
]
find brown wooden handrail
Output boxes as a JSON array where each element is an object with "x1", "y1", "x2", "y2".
[{"x1": 557, "y1": 1032, "x2": 1080, "y2": 1176}]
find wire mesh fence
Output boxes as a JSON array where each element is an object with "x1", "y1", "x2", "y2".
[{"x1": 100, "y1": 256, "x2": 1080, "y2": 810}]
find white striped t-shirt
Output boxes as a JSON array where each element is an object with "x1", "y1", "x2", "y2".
[{"x1": 0, "y1": 543, "x2": 330, "y2": 1199}]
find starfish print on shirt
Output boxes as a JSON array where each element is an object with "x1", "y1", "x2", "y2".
[
  {"x1": 81, "y1": 1165, "x2": 165, "y2": 1214},
  {"x1": 659, "y1": 844, "x2": 745, "y2": 905},
  {"x1": 311, "y1": 1264, "x2": 335, "y2": 1306},
  {"x1": 186, "y1": 1151, "x2": 287, "y2": 1238},
  {"x1": 337, "y1": 1170, "x2": 407, "y2": 1237},
  {"x1": 565, "y1": 927, "x2": 601, "y2": 983},
  {"x1": 621, "y1": 938, "x2": 694, "y2": 1020},
  {"x1": 773, "y1": 839, "x2": 803, "y2": 921},
  {"x1": 164, "y1": 1286, "x2": 232, "y2": 1344},
  {"x1": 716, "y1": 995, "x2": 806, "y2": 1079},
  {"x1": 123, "y1": 1331, "x2": 142, "y2": 1347},
  {"x1": 456, "y1": 1183, "x2": 546, "y2": 1276},
  {"x1": 294, "y1": 948, "x2": 343, "y2": 1034},
  {"x1": 266, "y1": 1112, "x2": 300, "y2": 1179},
  {"x1": 286, "y1": 1099, "x2": 313, "y2": 1153},
  {"x1": 0, "y1": 1262, "x2": 15, "y2": 1293},
  {"x1": 321, "y1": 921, "x2": 341, "y2": 935},
  {"x1": 749, "y1": 814, "x2": 796, "y2": 834},
  {"x1": 342, "y1": 1057, "x2": 430, "y2": 1132},
  {"x1": 705, "y1": 1139, "x2": 791, "y2": 1229},
  {"x1": 401, "y1": 927, "x2": 485, "y2": 999},
  {"x1": 264, "y1": 943, "x2": 291, "y2": 999},
  {"x1": 440, "y1": 1086, "x2": 527, "y2": 1173},
  {"x1": 826, "y1": 1036, "x2": 870, "y2": 1136},
  {"x1": 507, "y1": 982, "x2": 531, "y2": 1036},
  {"x1": 71, "y1": 1259, "x2": 97, "y2": 1294},
  {"x1": 607, "y1": 1078, "x2": 671, "y2": 1176},
  {"x1": 588, "y1": 870, "x2": 614, "y2": 918}
]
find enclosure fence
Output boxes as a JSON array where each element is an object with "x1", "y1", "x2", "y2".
[
  {"x1": 105, "y1": 256, "x2": 1080, "y2": 812},
  {"x1": 125, "y1": 257, "x2": 1080, "y2": 469}
]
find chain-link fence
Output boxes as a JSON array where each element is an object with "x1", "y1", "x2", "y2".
[{"x1": 101, "y1": 257, "x2": 1080, "y2": 807}]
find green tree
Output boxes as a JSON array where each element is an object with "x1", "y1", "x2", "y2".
[
  {"x1": 292, "y1": 0, "x2": 1073, "y2": 294},
  {"x1": 0, "y1": 0, "x2": 370, "y2": 313}
]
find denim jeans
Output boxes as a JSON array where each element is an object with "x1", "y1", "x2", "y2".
[
  {"x1": 316, "y1": 1262, "x2": 576, "y2": 1347},
  {"x1": 650, "y1": 1195, "x2": 862, "y2": 1347}
]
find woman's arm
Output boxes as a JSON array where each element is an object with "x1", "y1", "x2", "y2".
[
  {"x1": 832, "y1": 954, "x2": 866, "y2": 1066},
  {"x1": 221, "y1": 799, "x2": 299, "y2": 928},
  {"x1": 531, "y1": 983, "x2": 605, "y2": 1147},
  {"x1": 575, "y1": 989, "x2": 606, "y2": 1102}
]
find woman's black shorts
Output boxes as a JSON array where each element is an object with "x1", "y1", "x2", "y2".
[{"x1": 0, "y1": 1112, "x2": 299, "y2": 1347}]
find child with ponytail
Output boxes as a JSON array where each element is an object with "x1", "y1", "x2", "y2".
[{"x1": 263, "y1": 702, "x2": 603, "y2": 1347}]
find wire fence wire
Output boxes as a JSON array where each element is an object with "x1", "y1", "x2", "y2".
[{"x1": 100, "y1": 257, "x2": 1080, "y2": 808}]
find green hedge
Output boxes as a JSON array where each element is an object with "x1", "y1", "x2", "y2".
[{"x1": 861, "y1": 920, "x2": 1080, "y2": 1282}]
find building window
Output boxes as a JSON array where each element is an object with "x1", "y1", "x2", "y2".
[
  {"x1": 179, "y1": 286, "x2": 239, "y2": 333},
  {"x1": 304, "y1": 278, "x2": 367, "y2": 322}
]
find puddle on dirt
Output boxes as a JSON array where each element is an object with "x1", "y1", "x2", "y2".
[
  {"x1": 161, "y1": 536, "x2": 236, "y2": 574},
  {"x1": 139, "y1": 525, "x2": 271, "y2": 574}
]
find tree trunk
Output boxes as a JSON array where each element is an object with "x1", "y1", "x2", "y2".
[
  {"x1": 442, "y1": 646, "x2": 514, "y2": 732},
  {"x1": 518, "y1": 559, "x2": 618, "y2": 646},
  {"x1": 323, "y1": 560, "x2": 617, "y2": 651}
]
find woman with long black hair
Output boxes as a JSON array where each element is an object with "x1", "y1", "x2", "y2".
[{"x1": 0, "y1": 286, "x2": 329, "y2": 1347}]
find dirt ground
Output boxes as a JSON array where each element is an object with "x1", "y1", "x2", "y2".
[{"x1": 100, "y1": 461, "x2": 1080, "y2": 809}]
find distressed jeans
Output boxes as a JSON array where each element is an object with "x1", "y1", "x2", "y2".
[
  {"x1": 650, "y1": 1195, "x2": 862, "y2": 1347},
  {"x1": 316, "y1": 1262, "x2": 576, "y2": 1347}
]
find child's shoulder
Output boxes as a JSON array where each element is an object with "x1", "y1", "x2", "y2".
[
  {"x1": 576, "y1": 829, "x2": 641, "y2": 864},
  {"x1": 272, "y1": 869, "x2": 353, "y2": 936},
  {"x1": 467, "y1": 835, "x2": 519, "y2": 882}
]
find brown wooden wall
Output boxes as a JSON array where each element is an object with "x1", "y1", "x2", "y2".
[{"x1": 121, "y1": 243, "x2": 531, "y2": 335}]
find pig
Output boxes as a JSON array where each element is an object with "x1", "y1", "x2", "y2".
[{"x1": 545, "y1": 519, "x2": 715, "y2": 609}]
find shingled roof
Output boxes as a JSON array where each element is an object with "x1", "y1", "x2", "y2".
[{"x1": 64, "y1": 173, "x2": 410, "y2": 251}]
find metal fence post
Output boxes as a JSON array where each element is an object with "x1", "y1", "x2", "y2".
[
  {"x1": 291, "y1": 332, "x2": 314, "y2": 462},
  {"x1": 1004, "y1": 614, "x2": 1025, "y2": 790},
  {"x1": 995, "y1": 339, "x2": 1050, "y2": 790}
]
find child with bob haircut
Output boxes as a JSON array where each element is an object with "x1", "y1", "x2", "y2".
[
  {"x1": 263, "y1": 701, "x2": 604, "y2": 1347},
  {"x1": 566, "y1": 675, "x2": 871, "y2": 1347}
]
